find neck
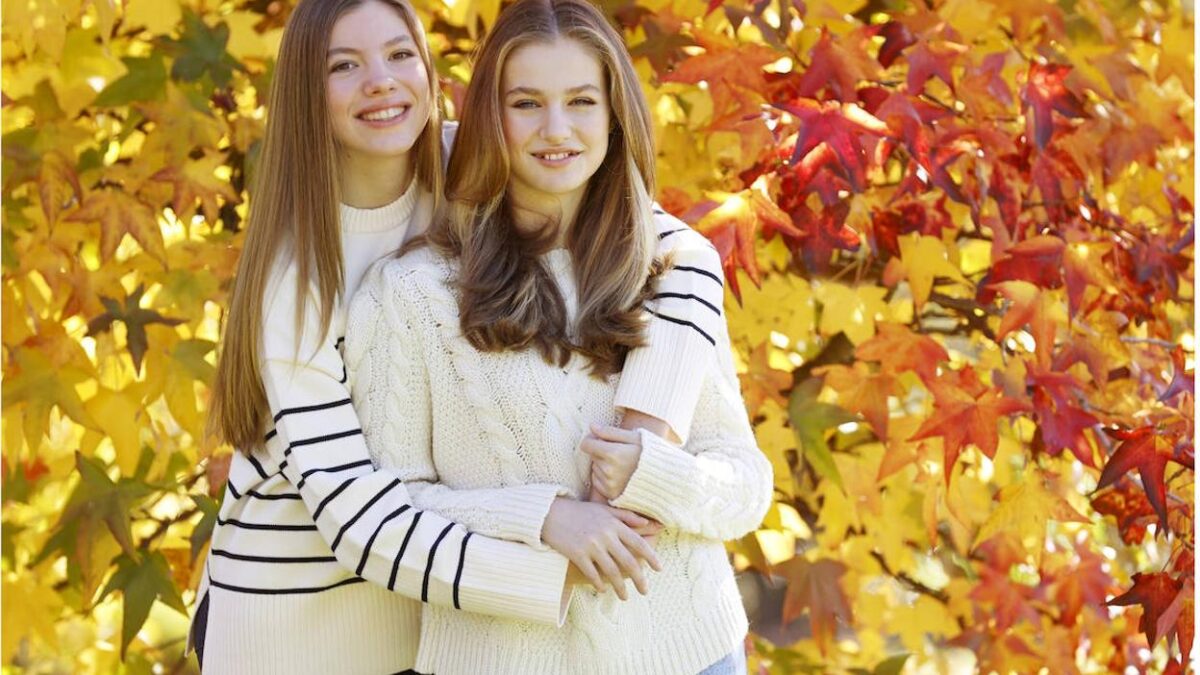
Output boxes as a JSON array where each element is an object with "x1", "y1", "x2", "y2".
[
  {"x1": 338, "y1": 153, "x2": 414, "y2": 209},
  {"x1": 510, "y1": 188, "x2": 584, "y2": 248}
]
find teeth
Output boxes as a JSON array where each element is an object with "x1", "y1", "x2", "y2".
[
  {"x1": 360, "y1": 106, "x2": 407, "y2": 121},
  {"x1": 537, "y1": 152, "x2": 574, "y2": 161}
]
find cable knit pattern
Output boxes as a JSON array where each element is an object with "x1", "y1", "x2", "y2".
[{"x1": 344, "y1": 244, "x2": 773, "y2": 675}]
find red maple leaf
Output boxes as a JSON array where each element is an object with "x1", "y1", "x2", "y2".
[
  {"x1": 776, "y1": 98, "x2": 890, "y2": 191},
  {"x1": 876, "y1": 21, "x2": 916, "y2": 67},
  {"x1": 1090, "y1": 479, "x2": 1157, "y2": 545},
  {"x1": 817, "y1": 363, "x2": 895, "y2": 439},
  {"x1": 793, "y1": 28, "x2": 883, "y2": 103},
  {"x1": 1031, "y1": 388, "x2": 1099, "y2": 466},
  {"x1": 910, "y1": 370, "x2": 1029, "y2": 482},
  {"x1": 784, "y1": 202, "x2": 861, "y2": 273},
  {"x1": 1107, "y1": 572, "x2": 1183, "y2": 646},
  {"x1": 1095, "y1": 426, "x2": 1184, "y2": 527},
  {"x1": 905, "y1": 40, "x2": 967, "y2": 94},
  {"x1": 979, "y1": 235, "x2": 1065, "y2": 303},
  {"x1": 1021, "y1": 62, "x2": 1087, "y2": 149},
  {"x1": 855, "y1": 322, "x2": 949, "y2": 385},
  {"x1": 779, "y1": 557, "x2": 852, "y2": 655},
  {"x1": 1048, "y1": 546, "x2": 1113, "y2": 627},
  {"x1": 1159, "y1": 347, "x2": 1194, "y2": 402}
]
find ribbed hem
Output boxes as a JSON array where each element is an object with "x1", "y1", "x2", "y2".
[
  {"x1": 339, "y1": 179, "x2": 418, "y2": 234},
  {"x1": 615, "y1": 316, "x2": 713, "y2": 443},
  {"x1": 486, "y1": 482, "x2": 567, "y2": 548},
  {"x1": 201, "y1": 581, "x2": 420, "y2": 674},
  {"x1": 456, "y1": 537, "x2": 570, "y2": 626},
  {"x1": 417, "y1": 577, "x2": 747, "y2": 675},
  {"x1": 611, "y1": 428, "x2": 696, "y2": 524}
]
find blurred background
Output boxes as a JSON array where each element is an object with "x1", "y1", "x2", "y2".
[{"x1": 1, "y1": 0, "x2": 1194, "y2": 672}]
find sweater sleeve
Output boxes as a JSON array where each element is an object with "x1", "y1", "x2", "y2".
[
  {"x1": 258, "y1": 259, "x2": 569, "y2": 626},
  {"x1": 609, "y1": 312, "x2": 773, "y2": 541},
  {"x1": 345, "y1": 264, "x2": 565, "y2": 550},
  {"x1": 614, "y1": 209, "x2": 726, "y2": 442}
]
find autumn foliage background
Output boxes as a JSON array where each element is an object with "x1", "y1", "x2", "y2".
[{"x1": 1, "y1": 0, "x2": 1194, "y2": 672}]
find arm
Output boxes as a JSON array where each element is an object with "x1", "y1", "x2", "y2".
[
  {"x1": 259, "y1": 261, "x2": 570, "y2": 625},
  {"x1": 346, "y1": 263, "x2": 565, "y2": 550},
  {"x1": 607, "y1": 323, "x2": 774, "y2": 541},
  {"x1": 613, "y1": 214, "x2": 727, "y2": 443}
]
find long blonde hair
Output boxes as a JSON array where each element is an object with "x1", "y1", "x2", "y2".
[
  {"x1": 210, "y1": 0, "x2": 443, "y2": 451},
  {"x1": 429, "y1": 0, "x2": 659, "y2": 376}
]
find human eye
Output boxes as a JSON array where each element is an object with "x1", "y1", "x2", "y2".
[
  {"x1": 570, "y1": 97, "x2": 597, "y2": 106},
  {"x1": 329, "y1": 60, "x2": 355, "y2": 74},
  {"x1": 390, "y1": 49, "x2": 415, "y2": 61},
  {"x1": 510, "y1": 99, "x2": 539, "y2": 109}
]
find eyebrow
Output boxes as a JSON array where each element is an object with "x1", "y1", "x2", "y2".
[
  {"x1": 505, "y1": 84, "x2": 603, "y2": 97},
  {"x1": 328, "y1": 35, "x2": 412, "y2": 57}
]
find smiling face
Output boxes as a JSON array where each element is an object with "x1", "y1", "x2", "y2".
[
  {"x1": 326, "y1": 0, "x2": 431, "y2": 180},
  {"x1": 501, "y1": 37, "x2": 611, "y2": 225}
]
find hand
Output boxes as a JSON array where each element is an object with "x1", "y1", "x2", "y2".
[
  {"x1": 541, "y1": 498, "x2": 662, "y2": 599},
  {"x1": 582, "y1": 425, "x2": 642, "y2": 500},
  {"x1": 587, "y1": 485, "x2": 662, "y2": 543}
]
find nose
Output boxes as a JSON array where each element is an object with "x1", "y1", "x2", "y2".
[
  {"x1": 363, "y1": 61, "x2": 398, "y2": 96},
  {"x1": 540, "y1": 104, "x2": 570, "y2": 143}
]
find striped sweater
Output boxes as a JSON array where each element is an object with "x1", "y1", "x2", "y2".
[{"x1": 192, "y1": 181, "x2": 729, "y2": 673}]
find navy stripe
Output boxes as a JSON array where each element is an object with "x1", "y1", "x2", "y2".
[
  {"x1": 297, "y1": 459, "x2": 372, "y2": 489},
  {"x1": 246, "y1": 489, "x2": 302, "y2": 501},
  {"x1": 207, "y1": 576, "x2": 364, "y2": 595},
  {"x1": 452, "y1": 532, "x2": 473, "y2": 609},
  {"x1": 422, "y1": 523, "x2": 456, "y2": 603},
  {"x1": 673, "y1": 264, "x2": 723, "y2": 286},
  {"x1": 652, "y1": 291, "x2": 722, "y2": 315},
  {"x1": 313, "y1": 476, "x2": 357, "y2": 520},
  {"x1": 264, "y1": 428, "x2": 278, "y2": 443},
  {"x1": 331, "y1": 479, "x2": 401, "y2": 551},
  {"x1": 335, "y1": 336, "x2": 345, "y2": 348},
  {"x1": 389, "y1": 512, "x2": 424, "y2": 590},
  {"x1": 226, "y1": 480, "x2": 242, "y2": 500},
  {"x1": 273, "y1": 398, "x2": 352, "y2": 423},
  {"x1": 283, "y1": 428, "x2": 363, "y2": 457},
  {"x1": 216, "y1": 516, "x2": 317, "y2": 532},
  {"x1": 658, "y1": 228, "x2": 687, "y2": 240},
  {"x1": 338, "y1": 365, "x2": 348, "y2": 384},
  {"x1": 210, "y1": 549, "x2": 337, "y2": 564},
  {"x1": 246, "y1": 453, "x2": 270, "y2": 480},
  {"x1": 357, "y1": 505, "x2": 412, "y2": 576},
  {"x1": 645, "y1": 308, "x2": 717, "y2": 346}
]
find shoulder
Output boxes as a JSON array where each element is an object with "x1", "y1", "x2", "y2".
[
  {"x1": 650, "y1": 209, "x2": 723, "y2": 286},
  {"x1": 362, "y1": 245, "x2": 454, "y2": 307}
]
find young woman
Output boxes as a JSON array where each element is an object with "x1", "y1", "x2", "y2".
[
  {"x1": 194, "y1": 0, "x2": 731, "y2": 672},
  {"x1": 344, "y1": 0, "x2": 773, "y2": 673}
]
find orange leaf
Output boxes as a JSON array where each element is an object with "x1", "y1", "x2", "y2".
[{"x1": 67, "y1": 188, "x2": 167, "y2": 266}]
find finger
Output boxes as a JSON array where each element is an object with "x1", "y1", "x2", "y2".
[
  {"x1": 609, "y1": 507, "x2": 650, "y2": 529},
  {"x1": 593, "y1": 552, "x2": 627, "y2": 601},
  {"x1": 610, "y1": 532, "x2": 649, "y2": 595},
  {"x1": 590, "y1": 424, "x2": 640, "y2": 444},
  {"x1": 576, "y1": 557, "x2": 605, "y2": 592},
  {"x1": 580, "y1": 437, "x2": 631, "y2": 458},
  {"x1": 623, "y1": 530, "x2": 663, "y2": 572}
]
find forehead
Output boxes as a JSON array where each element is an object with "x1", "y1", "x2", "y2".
[
  {"x1": 330, "y1": 1, "x2": 412, "y2": 46},
  {"x1": 502, "y1": 38, "x2": 605, "y2": 92}
]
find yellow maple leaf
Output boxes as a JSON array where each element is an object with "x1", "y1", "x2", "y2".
[
  {"x1": 896, "y1": 233, "x2": 967, "y2": 310},
  {"x1": 972, "y1": 475, "x2": 1089, "y2": 557},
  {"x1": 814, "y1": 281, "x2": 889, "y2": 345}
]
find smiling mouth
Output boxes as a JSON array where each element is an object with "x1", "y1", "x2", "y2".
[
  {"x1": 357, "y1": 105, "x2": 410, "y2": 122},
  {"x1": 533, "y1": 151, "x2": 581, "y2": 162}
]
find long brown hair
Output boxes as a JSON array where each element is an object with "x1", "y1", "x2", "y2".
[
  {"x1": 210, "y1": 0, "x2": 443, "y2": 451},
  {"x1": 429, "y1": 0, "x2": 658, "y2": 376}
]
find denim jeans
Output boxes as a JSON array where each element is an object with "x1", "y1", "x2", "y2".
[{"x1": 698, "y1": 644, "x2": 748, "y2": 675}]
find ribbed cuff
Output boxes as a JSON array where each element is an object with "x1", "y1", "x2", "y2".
[
  {"x1": 614, "y1": 317, "x2": 712, "y2": 443},
  {"x1": 456, "y1": 537, "x2": 570, "y2": 626},
  {"x1": 481, "y1": 483, "x2": 566, "y2": 549},
  {"x1": 610, "y1": 428, "x2": 695, "y2": 525}
]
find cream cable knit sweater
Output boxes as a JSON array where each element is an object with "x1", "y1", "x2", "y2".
[{"x1": 344, "y1": 237, "x2": 774, "y2": 675}]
